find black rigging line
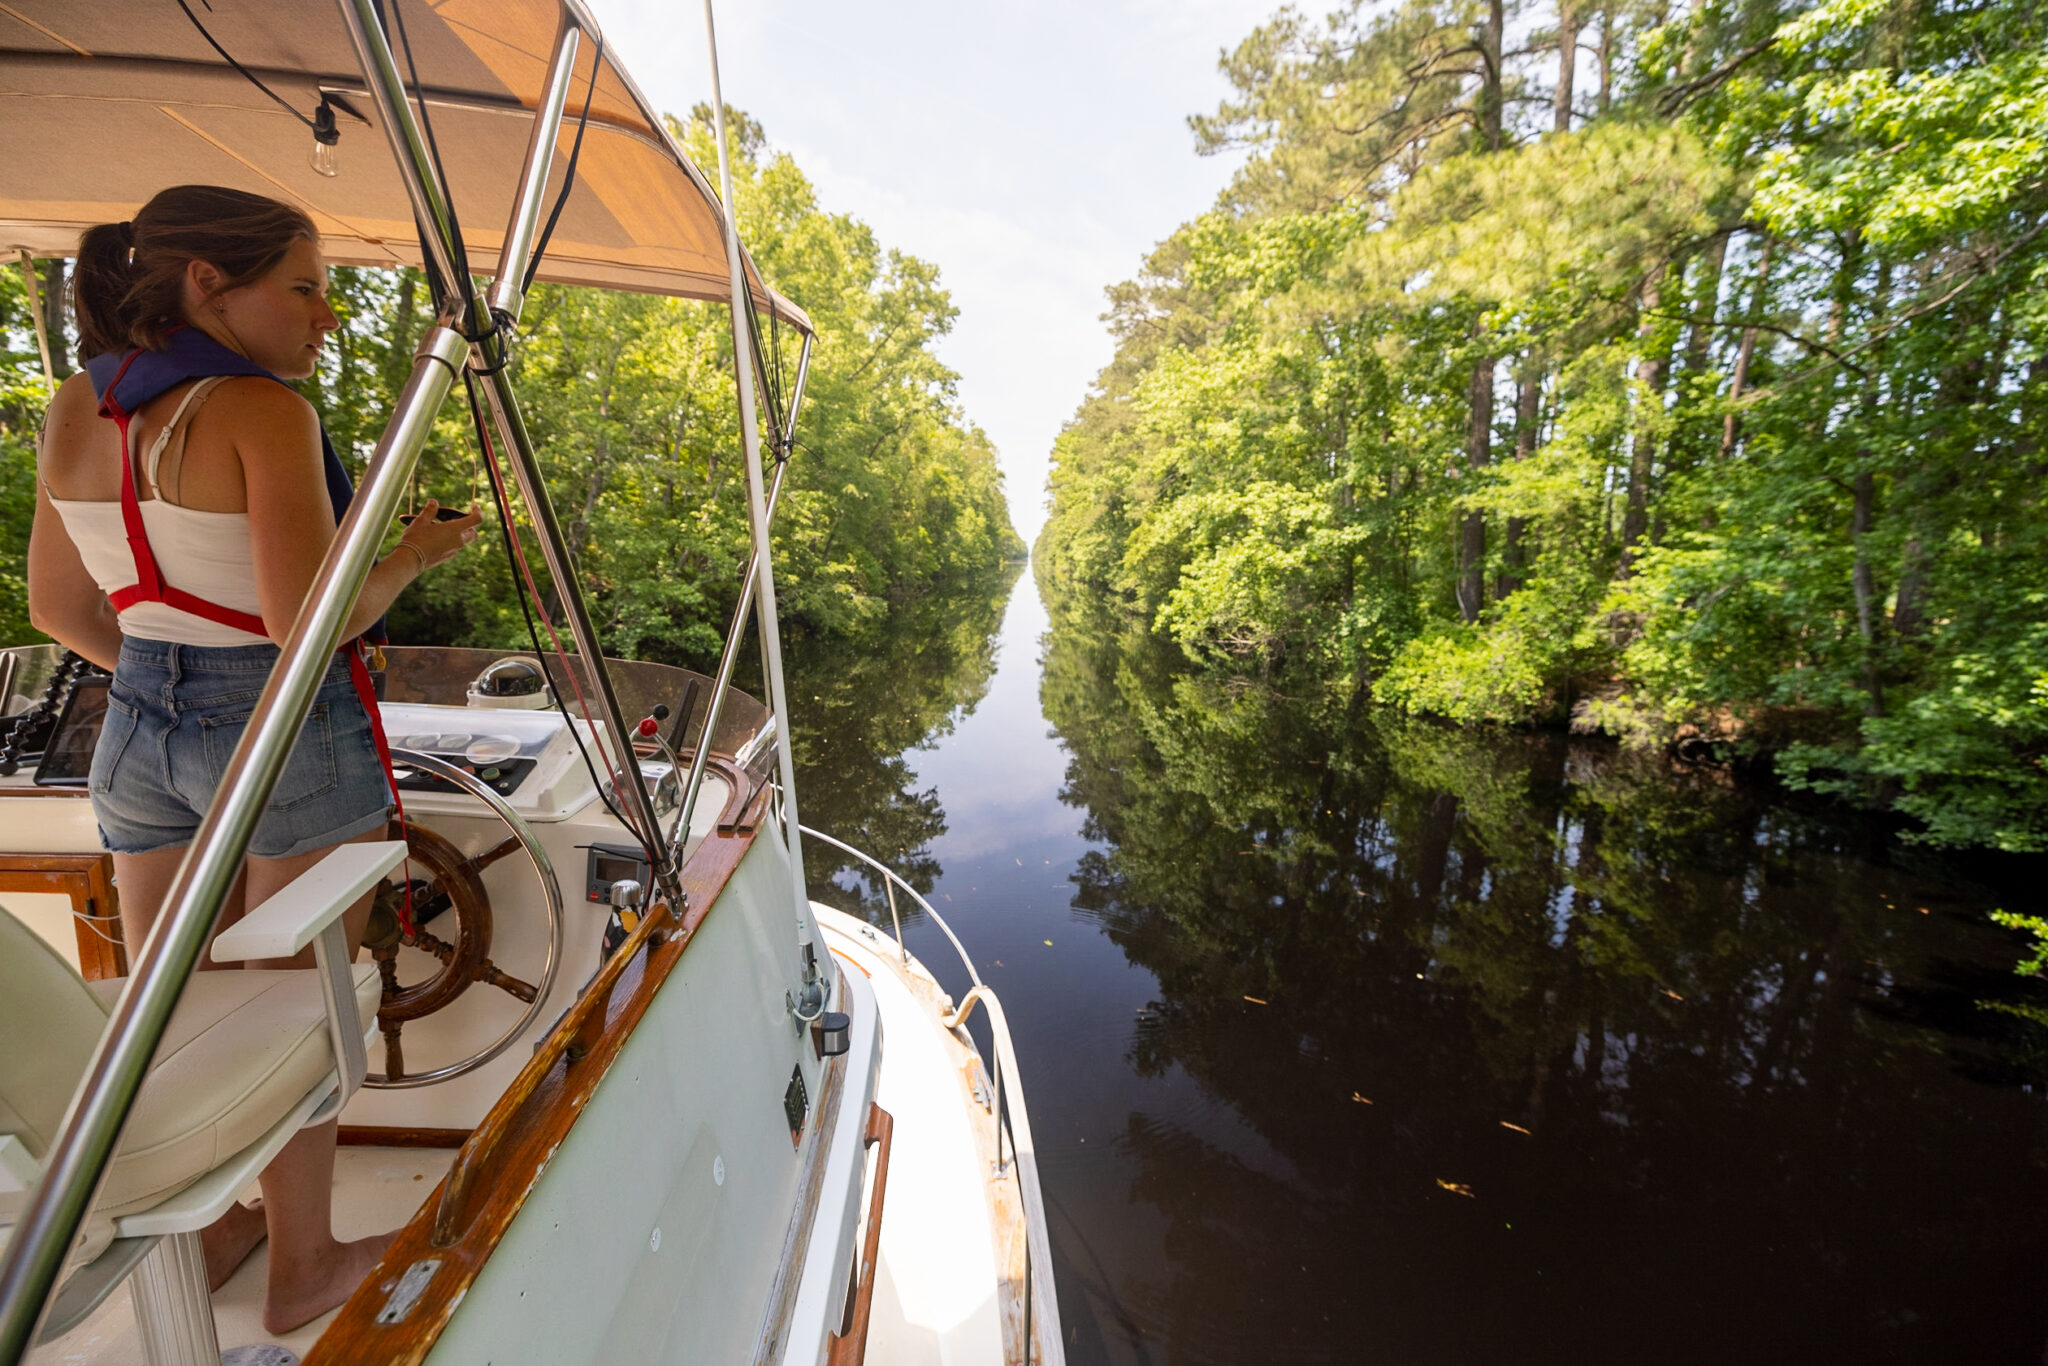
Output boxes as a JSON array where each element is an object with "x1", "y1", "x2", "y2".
[
  {"x1": 173, "y1": 0, "x2": 314, "y2": 129},
  {"x1": 522, "y1": 33, "x2": 606, "y2": 298},
  {"x1": 463, "y1": 372, "x2": 659, "y2": 869},
  {"x1": 382, "y1": 0, "x2": 477, "y2": 324}
]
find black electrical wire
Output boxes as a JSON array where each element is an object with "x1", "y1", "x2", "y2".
[
  {"x1": 521, "y1": 33, "x2": 605, "y2": 298},
  {"x1": 174, "y1": 0, "x2": 315, "y2": 129},
  {"x1": 736, "y1": 287, "x2": 787, "y2": 457},
  {"x1": 383, "y1": 0, "x2": 479, "y2": 329},
  {"x1": 462, "y1": 371, "x2": 659, "y2": 869}
]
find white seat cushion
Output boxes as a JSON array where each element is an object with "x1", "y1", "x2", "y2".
[
  {"x1": 0, "y1": 904, "x2": 110, "y2": 1163},
  {"x1": 82, "y1": 966, "x2": 380, "y2": 1220}
]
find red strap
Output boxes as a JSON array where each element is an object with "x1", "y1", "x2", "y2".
[
  {"x1": 102, "y1": 358, "x2": 272, "y2": 638},
  {"x1": 103, "y1": 354, "x2": 415, "y2": 932},
  {"x1": 347, "y1": 646, "x2": 414, "y2": 938}
]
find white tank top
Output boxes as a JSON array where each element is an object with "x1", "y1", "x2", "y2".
[{"x1": 47, "y1": 376, "x2": 270, "y2": 648}]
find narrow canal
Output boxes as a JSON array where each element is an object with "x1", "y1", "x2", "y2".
[{"x1": 792, "y1": 567, "x2": 2048, "y2": 1366}]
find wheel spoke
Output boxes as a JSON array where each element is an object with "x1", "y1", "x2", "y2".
[
  {"x1": 470, "y1": 959, "x2": 539, "y2": 1003},
  {"x1": 454, "y1": 836, "x2": 522, "y2": 882}
]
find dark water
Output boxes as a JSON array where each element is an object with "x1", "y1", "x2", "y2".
[{"x1": 790, "y1": 569, "x2": 2048, "y2": 1366}]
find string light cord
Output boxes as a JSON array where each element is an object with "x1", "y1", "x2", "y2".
[{"x1": 173, "y1": 0, "x2": 314, "y2": 129}]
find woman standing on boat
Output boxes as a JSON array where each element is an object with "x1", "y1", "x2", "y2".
[{"x1": 25, "y1": 185, "x2": 481, "y2": 1331}]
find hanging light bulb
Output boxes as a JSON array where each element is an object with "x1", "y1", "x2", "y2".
[{"x1": 310, "y1": 97, "x2": 340, "y2": 177}]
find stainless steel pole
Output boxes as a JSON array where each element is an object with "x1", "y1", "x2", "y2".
[
  {"x1": 0, "y1": 325, "x2": 467, "y2": 1362},
  {"x1": 474, "y1": 370, "x2": 676, "y2": 904},
  {"x1": 335, "y1": 0, "x2": 477, "y2": 336},
  {"x1": 333, "y1": 0, "x2": 673, "y2": 896},
  {"x1": 779, "y1": 331, "x2": 813, "y2": 458},
  {"x1": 486, "y1": 21, "x2": 583, "y2": 323},
  {"x1": 700, "y1": 5, "x2": 812, "y2": 932},
  {"x1": 668, "y1": 329, "x2": 811, "y2": 866}
]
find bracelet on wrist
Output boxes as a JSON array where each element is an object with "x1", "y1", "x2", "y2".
[{"x1": 395, "y1": 541, "x2": 428, "y2": 577}]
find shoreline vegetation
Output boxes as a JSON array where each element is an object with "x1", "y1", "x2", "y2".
[
  {"x1": 1034, "y1": 0, "x2": 2048, "y2": 853},
  {"x1": 1, "y1": 106, "x2": 1023, "y2": 671}
]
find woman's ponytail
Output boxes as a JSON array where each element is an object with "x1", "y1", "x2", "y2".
[
  {"x1": 72, "y1": 220, "x2": 140, "y2": 362},
  {"x1": 70, "y1": 186, "x2": 317, "y2": 363}
]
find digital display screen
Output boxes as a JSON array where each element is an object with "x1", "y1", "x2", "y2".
[
  {"x1": 594, "y1": 854, "x2": 643, "y2": 884},
  {"x1": 33, "y1": 676, "x2": 110, "y2": 788}
]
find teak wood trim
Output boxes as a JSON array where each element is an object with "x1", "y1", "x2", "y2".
[
  {"x1": 431, "y1": 896, "x2": 677, "y2": 1247},
  {"x1": 0, "y1": 851, "x2": 127, "y2": 979},
  {"x1": 825, "y1": 1103, "x2": 894, "y2": 1366},
  {"x1": 304, "y1": 817, "x2": 762, "y2": 1366},
  {"x1": 337, "y1": 1126, "x2": 473, "y2": 1149}
]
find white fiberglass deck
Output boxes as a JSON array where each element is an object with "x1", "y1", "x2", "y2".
[
  {"x1": 26, "y1": 1148, "x2": 453, "y2": 1366},
  {"x1": 814, "y1": 906, "x2": 1007, "y2": 1366}
]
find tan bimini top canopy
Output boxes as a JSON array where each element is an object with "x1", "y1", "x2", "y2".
[{"x1": 0, "y1": 0, "x2": 811, "y2": 334}]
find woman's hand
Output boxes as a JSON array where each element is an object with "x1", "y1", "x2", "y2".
[{"x1": 396, "y1": 500, "x2": 485, "y2": 574}]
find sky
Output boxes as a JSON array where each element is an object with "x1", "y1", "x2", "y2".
[{"x1": 604, "y1": 0, "x2": 1280, "y2": 544}]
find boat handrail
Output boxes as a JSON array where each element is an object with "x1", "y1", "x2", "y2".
[
  {"x1": 797, "y1": 824, "x2": 1065, "y2": 1363},
  {"x1": 432, "y1": 898, "x2": 676, "y2": 1247}
]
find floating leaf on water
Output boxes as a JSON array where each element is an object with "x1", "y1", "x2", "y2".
[
  {"x1": 1436, "y1": 1179, "x2": 1474, "y2": 1197},
  {"x1": 1243, "y1": 995, "x2": 1268, "y2": 1004},
  {"x1": 1044, "y1": 940, "x2": 1053, "y2": 946},
  {"x1": 1500, "y1": 1121, "x2": 1530, "y2": 1135},
  {"x1": 1352, "y1": 1092, "x2": 1372, "y2": 1104},
  {"x1": 1661, "y1": 988, "x2": 1685, "y2": 1001}
]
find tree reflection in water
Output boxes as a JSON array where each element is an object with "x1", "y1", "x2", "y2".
[
  {"x1": 1041, "y1": 599, "x2": 2048, "y2": 1364},
  {"x1": 784, "y1": 564, "x2": 1018, "y2": 920}
]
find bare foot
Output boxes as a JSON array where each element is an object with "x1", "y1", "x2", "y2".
[
  {"x1": 262, "y1": 1230, "x2": 396, "y2": 1335},
  {"x1": 200, "y1": 1201, "x2": 269, "y2": 1292}
]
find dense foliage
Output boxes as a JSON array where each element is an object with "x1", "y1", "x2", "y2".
[
  {"x1": 1036, "y1": 0, "x2": 2048, "y2": 850},
  {"x1": 1, "y1": 108, "x2": 1020, "y2": 675}
]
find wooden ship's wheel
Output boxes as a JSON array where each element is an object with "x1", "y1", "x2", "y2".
[{"x1": 362, "y1": 749, "x2": 564, "y2": 1089}]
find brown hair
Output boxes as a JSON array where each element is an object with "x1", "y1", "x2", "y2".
[{"x1": 73, "y1": 185, "x2": 318, "y2": 361}]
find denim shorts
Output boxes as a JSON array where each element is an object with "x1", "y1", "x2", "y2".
[{"x1": 91, "y1": 639, "x2": 394, "y2": 860}]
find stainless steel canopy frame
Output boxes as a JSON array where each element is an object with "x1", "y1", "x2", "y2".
[
  {"x1": 701, "y1": 0, "x2": 815, "y2": 944},
  {"x1": 334, "y1": 0, "x2": 675, "y2": 907},
  {"x1": 0, "y1": 3, "x2": 816, "y2": 1353}
]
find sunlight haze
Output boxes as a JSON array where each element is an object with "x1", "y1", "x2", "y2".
[{"x1": 606, "y1": 0, "x2": 1276, "y2": 543}]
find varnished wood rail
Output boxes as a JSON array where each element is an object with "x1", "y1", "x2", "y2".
[
  {"x1": 827, "y1": 1103, "x2": 895, "y2": 1366},
  {"x1": 305, "y1": 816, "x2": 762, "y2": 1365},
  {"x1": 431, "y1": 896, "x2": 675, "y2": 1246}
]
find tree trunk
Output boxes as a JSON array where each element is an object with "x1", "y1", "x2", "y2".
[
  {"x1": 1892, "y1": 539, "x2": 1927, "y2": 639},
  {"x1": 1851, "y1": 472, "x2": 1884, "y2": 716},
  {"x1": 1683, "y1": 232, "x2": 1727, "y2": 379},
  {"x1": 1554, "y1": 0, "x2": 1579, "y2": 132},
  {"x1": 1848, "y1": 255, "x2": 1888, "y2": 717},
  {"x1": 1894, "y1": 300, "x2": 1991, "y2": 639},
  {"x1": 1498, "y1": 362, "x2": 1541, "y2": 598},
  {"x1": 1620, "y1": 266, "x2": 1667, "y2": 571},
  {"x1": 1596, "y1": 5, "x2": 1614, "y2": 114},
  {"x1": 1482, "y1": 0, "x2": 1506, "y2": 151},
  {"x1": 36, "y1": 256, "x2": 72, "y2": 376},
  {"x1": 1718, "y1": 235, "x2": 1774, "y2": 461},
  {"x1": 1460, "y1": 352, "x2": 1494, "y2": 622},
  {"x1": 1457, "y1": 2, "x2": 1506, "y2": 622}
]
